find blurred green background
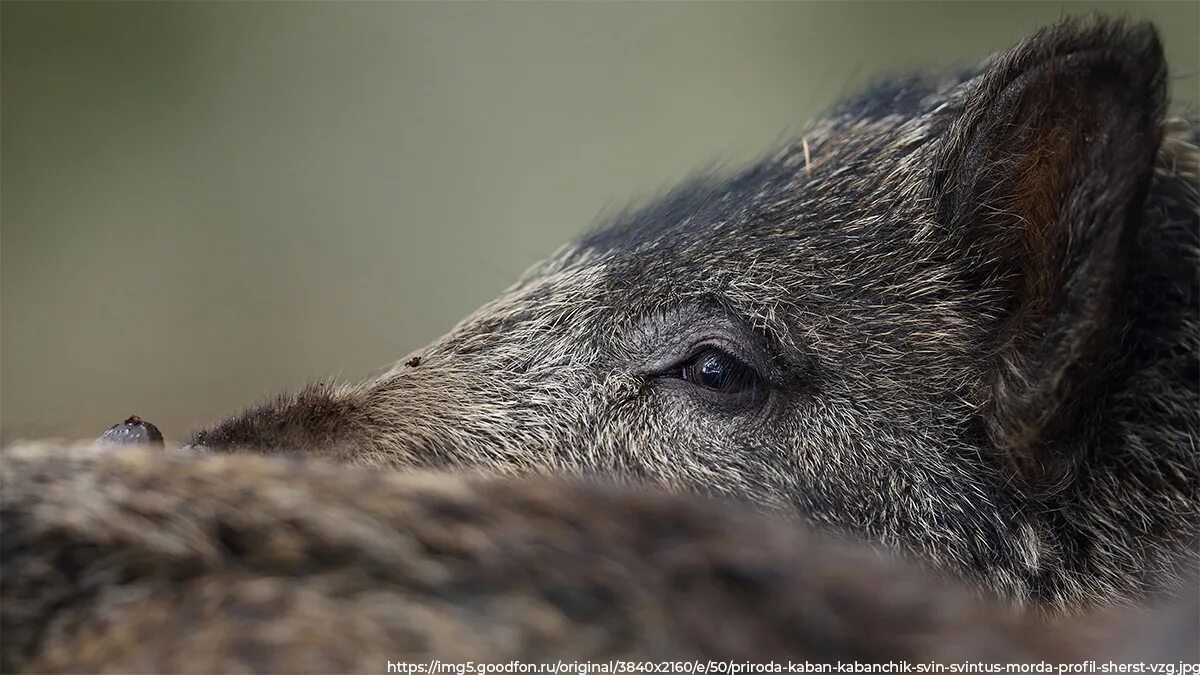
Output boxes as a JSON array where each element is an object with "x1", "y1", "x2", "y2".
[{"x1": 2, "y1": 2, "x2": 1197, "y2": 443}]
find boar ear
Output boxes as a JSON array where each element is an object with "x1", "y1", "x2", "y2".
[{"x1": 931, "y1": 19, "x2": 1166, "y2": 479}]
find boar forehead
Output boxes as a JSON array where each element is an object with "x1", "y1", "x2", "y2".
[
  {"x1": 432, "y1": 99, "x2": 983, "y2": 397},
  {"x1": 576, "y1": 74, "x2": 965, "y2": 258}
]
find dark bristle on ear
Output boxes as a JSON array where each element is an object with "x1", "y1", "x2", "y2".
[{"x1": 931, "y1": 18, "x2": 1168, "y2": 480}]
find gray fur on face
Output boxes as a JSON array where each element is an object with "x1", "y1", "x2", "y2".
[{"x1": 186, "y1": 17, "x2": 1199, "y2": 611}]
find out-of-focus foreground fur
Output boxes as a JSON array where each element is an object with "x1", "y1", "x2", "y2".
[
  {"x1": 2, "y1": 16, "x2": 1198, "y2": 673},
  {"x1": 1, "y1": 444, "x2": 1196, "y2": 673}
]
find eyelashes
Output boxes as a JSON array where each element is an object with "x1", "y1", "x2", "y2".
[{"x1": 674, "y1": 347, "x2": 762, "y2": 396}]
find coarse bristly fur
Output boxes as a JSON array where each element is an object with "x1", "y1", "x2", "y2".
[
  {"x1": 1, "y1": 443, "x2": 1196, "y2": 673},
  {"x1": 185, "y1": 16, "x2": 1199, "y2": 609},
  {"x1": 2, "y1": 16, "x2": 1198, "y2": 668}
]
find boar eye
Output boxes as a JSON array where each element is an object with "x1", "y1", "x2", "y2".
[{"x1": 679, "y1": 348, "x2": 760, "y2": 395}]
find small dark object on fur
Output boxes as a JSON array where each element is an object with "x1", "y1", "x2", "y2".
[{"x1": 97, "y1": 415, "x2": 163, "y2": 447}]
